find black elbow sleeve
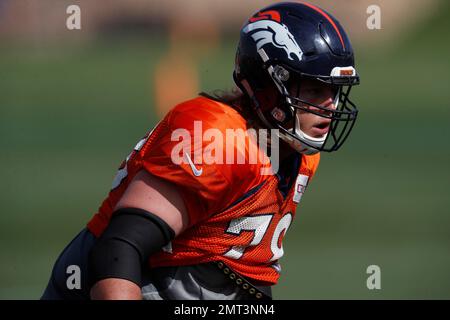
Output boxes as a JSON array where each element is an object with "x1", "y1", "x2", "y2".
[{"x1": 88, "y1": 208, "x2": 175, "y2": 287}]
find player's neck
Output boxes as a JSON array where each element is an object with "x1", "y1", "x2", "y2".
[{"x1": 279, "y1": 140, "x2": 297, "y2": 162}]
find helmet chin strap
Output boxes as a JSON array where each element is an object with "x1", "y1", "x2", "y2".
[
  {"x1": 255, "y1": 107, "x2": 322, "y2": 155},
  {"x1": 293, "y1": 111, "x2": 328, "y2": 149},
  {"x1": 277, "y1": 128, "x2": 321, "y2": 155}
]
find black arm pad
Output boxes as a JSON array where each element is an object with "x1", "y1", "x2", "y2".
[{"x1": 88, "y1": 207, "x2": 175, "y2": 287}]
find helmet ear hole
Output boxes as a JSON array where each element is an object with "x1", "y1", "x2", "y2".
[
  {"x1": 271, "y1": 107, "x2": 286, "y2": 122},
  {"x1": 268, "y1": 103, "x2": 294, "y2": 126}
]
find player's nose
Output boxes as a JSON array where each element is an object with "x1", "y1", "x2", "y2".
[
  {"x1": 308, "y1": 97, "x2": 336, "y2": 116},
  {"x1": 321, "y1": 97, "x2": 336, "y2": 110}
]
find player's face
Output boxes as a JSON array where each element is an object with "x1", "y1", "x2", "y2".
[{"x1": 289, "y1": 79, "x2": 338, "y2": 138}]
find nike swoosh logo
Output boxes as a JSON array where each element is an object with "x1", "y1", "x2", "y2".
[{"x1": 184, "y1": 152, "x2": 203, "y2": 177}]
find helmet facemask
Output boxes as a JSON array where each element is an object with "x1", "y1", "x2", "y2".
[{"x1": 260, "y1": 64, "x2": 359, "y2": 154}]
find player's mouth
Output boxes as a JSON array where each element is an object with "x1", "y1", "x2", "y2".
[{"x1": 310, "y1": 120, "x2": 331, "y2": 137}]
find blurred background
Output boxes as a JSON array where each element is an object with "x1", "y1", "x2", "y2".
[{"x1": 1, "y1": 0, "x2": 449, "y2": 299}]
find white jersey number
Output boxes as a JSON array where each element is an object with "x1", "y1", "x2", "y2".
[{"x1": 224, "y1": 212, "x2": 293, "y2": 261}]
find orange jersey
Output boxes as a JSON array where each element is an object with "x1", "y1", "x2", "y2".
[{"x1": 87, "y1": 96, "x2": 320, "y2": 285}]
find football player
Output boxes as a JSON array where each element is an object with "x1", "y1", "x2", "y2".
[{"x1": 42, "y1": 2, "x2": 359, "y2": 300}]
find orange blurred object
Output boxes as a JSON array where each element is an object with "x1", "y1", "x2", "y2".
[{"x1": 153, "y1": 14, "x2": 219, "y2": 117}]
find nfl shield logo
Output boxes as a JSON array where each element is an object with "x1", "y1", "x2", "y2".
[{"x1": 293, "y1": 174, "x2": 309, "y2": 203}]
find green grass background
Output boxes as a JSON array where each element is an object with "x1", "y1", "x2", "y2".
[{"x1": 1, "y1": 4, "x2": 450, "y2": 299}]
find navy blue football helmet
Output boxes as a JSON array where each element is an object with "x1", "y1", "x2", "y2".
[{"x1": 234, "y1": 2, "x2": 360, "y2": 154}]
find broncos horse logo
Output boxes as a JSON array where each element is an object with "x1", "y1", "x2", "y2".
[{"x1": 243, "y1": 19, "x2": 303, "y2": 62}]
